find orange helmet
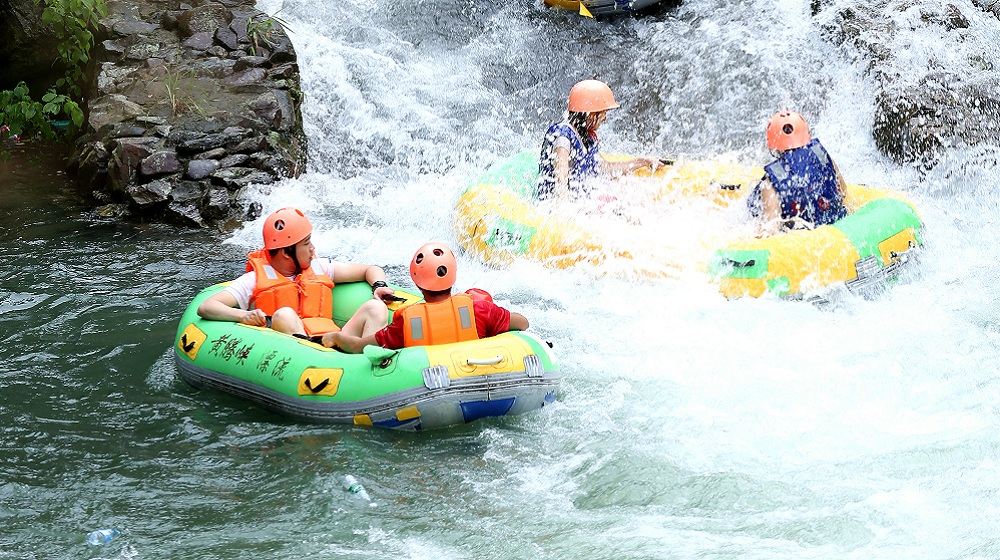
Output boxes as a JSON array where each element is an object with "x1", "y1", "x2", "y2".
[
  {"x1": 766, "y1": 110, "x2": 811, "y2": 152},
  {"x1": 262, "y1": 207, "x2": 312, "y2": 250},
  {"x1": 410, "y1": 242, "x2": 457, "y2": 292},
  {"x1": 567, "y1": 80, "x2": 620, "y2": 113}
]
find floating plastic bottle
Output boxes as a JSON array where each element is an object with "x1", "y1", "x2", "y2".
[
  {"x1": 86, "y1": 528, "x2": 121, "y2": 545},
  {"x1": 342, "y1": 475, "x2": 371, "y2": 502}
]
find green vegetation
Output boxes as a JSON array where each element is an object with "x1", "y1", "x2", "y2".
[
  {"x1": 0, "y1": 0, "x2": 107, "y2": 141},
  {"x1": 246, "y1": 12, "x2": 292, "y2": 56},
  {"x1": 0, "y1": 82, "x2": 83, "y2": 139},
  {"x1": 40, "y1": 0, "x2": 108, "y2": 96}
]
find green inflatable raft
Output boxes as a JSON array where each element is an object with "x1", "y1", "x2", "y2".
[{"x1": 174, "y1": 282, "x2": 559, "y2": 430}]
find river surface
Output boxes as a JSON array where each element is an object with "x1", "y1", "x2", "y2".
[{"x1": 4, "y1": 0, "x2": 1000, "y2": 558}]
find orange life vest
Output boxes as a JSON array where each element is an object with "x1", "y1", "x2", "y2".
[
  {"x1": 400, "y1": 294, "x2": 479, "y2": 347},
  {"x1": 246, "y1": 252, "x2": 339, "y2": 336}
]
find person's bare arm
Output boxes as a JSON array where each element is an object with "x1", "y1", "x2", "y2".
[
  {"x1": 333, "y1": 263, "x2": 394, "y2": 300},
  {"x1": 508, "y1": 312, "x2": 529, "y2": 331},
  {"x1": 553, "y1": 146, "x2": 571, "y2": 200},
  {"x1": 333, "y1": 263, "x2": 386, "y2": 284},
  {"x1": 832, "y1": 160, "x2": 848, "y2": 200},
  {"x1": 600, "y1": 156, "x2": 657, "y2": 177},
  {"x1": 197, "y1": 291, "x2": 266, "y2": 326},
  {"x1": 758, "y1": 180, "x2": 783, "y2": 237}
]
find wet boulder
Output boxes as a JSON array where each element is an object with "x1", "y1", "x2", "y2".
[
  {"x1": 127, "y1": 178, "x2": 174, "y2": 206},
  {"x1": 88, "y1": 94, "x2": 146, "y2": 132},
  {"x1": 140, "y1": 150, "x2": 182, "y2": 176},
  {"x1": 177, "y1": 3, "x2": 231, "y2": 37},
  {"x1": 816, "y1": 0, "x2": 1000, "y2": 166},
  {"x1": 186, "y1": 158, "x2": 220, "y2": 179},
  {"x1": 108, "y1": 137, "x2": 160, "y2": 194}
]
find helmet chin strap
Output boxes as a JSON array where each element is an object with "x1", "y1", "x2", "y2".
[{"x1": 285, "y1": 247, "x2": 304, "y2": 275}]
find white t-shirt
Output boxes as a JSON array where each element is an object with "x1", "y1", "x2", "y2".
[{"x1": 224, "y1": 258, "x2": 338, "y2": 310}]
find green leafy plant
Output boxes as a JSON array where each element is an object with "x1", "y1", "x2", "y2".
[
  {"x1": 246, "y1": 11, "x2": 292, "y2": 56},
  {"x1": 0, "y1": 0, "x2": 105, "y2": 142},
  {"x1": 37, "y1": 0, "x2": 109, "y2": 96},
  {"x1": 42, "y1": 89, "x2": 84, "y2": 128},
  {"x1": 0, "y1": 82, "x2": 55, "y2": 139}
]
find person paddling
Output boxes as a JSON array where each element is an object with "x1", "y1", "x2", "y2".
[
  {"x1": 536, "y1": 79, "x2": 658, "y2": 201},
  {"x1": 324, "y1": 242, "x2": 529, "y2": 352},
  {"x1": 197, "y1": 207, "x2": 392, "y2": 342},
  {"x1": 747, "y1": 110, "x2": 848, "y2": 235}
]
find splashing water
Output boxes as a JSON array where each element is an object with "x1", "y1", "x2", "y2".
[
  {"x1": 223, "y1": 0, "x2": 1000, "y2": 555},
  {"x1": 4, "y1": 0, "x2": 1000, "y2": 557}
]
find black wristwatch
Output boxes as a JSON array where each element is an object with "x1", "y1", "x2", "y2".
[{"x1": 371, "y1": 280, "x2": 388, "y2": 291}]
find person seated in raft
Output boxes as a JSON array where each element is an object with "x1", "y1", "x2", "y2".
[
  {"x1": 197, "y1": 207, "x2": 394, "y2": 343},
  {"x1": 323, "y1": 242, "x2": 529, "y2": 352},
  {"x1": 536, "y1": 79, "x2": 660, "y2": 201},
  {"x1": 747, "y1": 110, "x2": 848, "y2": 235}
]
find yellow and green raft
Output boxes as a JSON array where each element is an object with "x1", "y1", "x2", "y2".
[
  {"x1": 174, "y1": 282, "x2": 559, "y2": 430},
  {"x1": 544, "y1": 0, "x2": 665, "y2": 18},
  {"x1": 454, "y1": 151, "x2": 923, "y2": 300},
  {"x1": 713, "y1": 186, "x2": 922, "y2": 299}
]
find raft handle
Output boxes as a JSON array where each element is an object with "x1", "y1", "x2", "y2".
[
  {"x1": 889, "y1": 251, "x2": 910, "y2": 264},
  {"x1": 467, "y1": 356, "x2": 504, "y2": 366}
]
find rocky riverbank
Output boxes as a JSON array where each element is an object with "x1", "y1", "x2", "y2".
[
  {"x1": 66, "y1": 0, "x2": 307, "y2": 228},
  {"x1": 814, "y1": 0, "x2": 1000, "y2": 167},
  {"x1": 2, "y1": 0, "x2": 300, "y2": 229}
]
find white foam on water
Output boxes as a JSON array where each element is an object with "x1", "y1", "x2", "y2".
[{"x1": 242, "y1": 0, "x2": 1000, "y2": 556}]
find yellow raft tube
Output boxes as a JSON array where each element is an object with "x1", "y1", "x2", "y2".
[
  {"x1": 454, "y1": 151, "x2": 923, "y2": 300},
  {"x1": 544, "y1": 0, "x2": 665, "y2": 17}
]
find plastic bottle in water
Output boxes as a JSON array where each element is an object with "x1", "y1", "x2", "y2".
[
  {"x1": 86, "y1": 528, "x2": 121, "y2": 545},
  {"x1": 342, "y1": 475, "x2": 371, "y2": 502}
]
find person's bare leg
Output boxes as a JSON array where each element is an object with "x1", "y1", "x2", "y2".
[
  {"x1": 339, "y1": 300, "x2": 388, "y2": 337},
  {"x1": 270, "y1": 307, "x2": 306, "y2": 335}
]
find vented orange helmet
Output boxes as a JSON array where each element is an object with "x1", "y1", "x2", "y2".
[
  {"x1": 766, "y1": 110, "x2": 811, "y2": 152},
  {"x1": 567, "y1": 79, "x2": 620, "y2": 113},
  {"x1": 410, "y1": 242, "x2": 457, "y2": 292},
  {"x1": 262, "y1": 207, "x2": 312, "y2": 250}
]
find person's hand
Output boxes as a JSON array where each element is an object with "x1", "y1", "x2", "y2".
[
  {"x1": 239, "y1": 309, "x2": 267, "y2": 326},
  {"x1": 594, "y1": 192, "x2": 619, "y2": 213},
  {"x1": 321, "y1": 332, "x2": 341, "y2": 349},
  {"x1": 787, "y1": 216, "x2": 815, "y2": 231},
  {"x1": 631, "y1": 157, "x2": 658, "y2": 172},
  {"x1": 373, "y1": 286, "x2": 395, "y2": 301}
]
